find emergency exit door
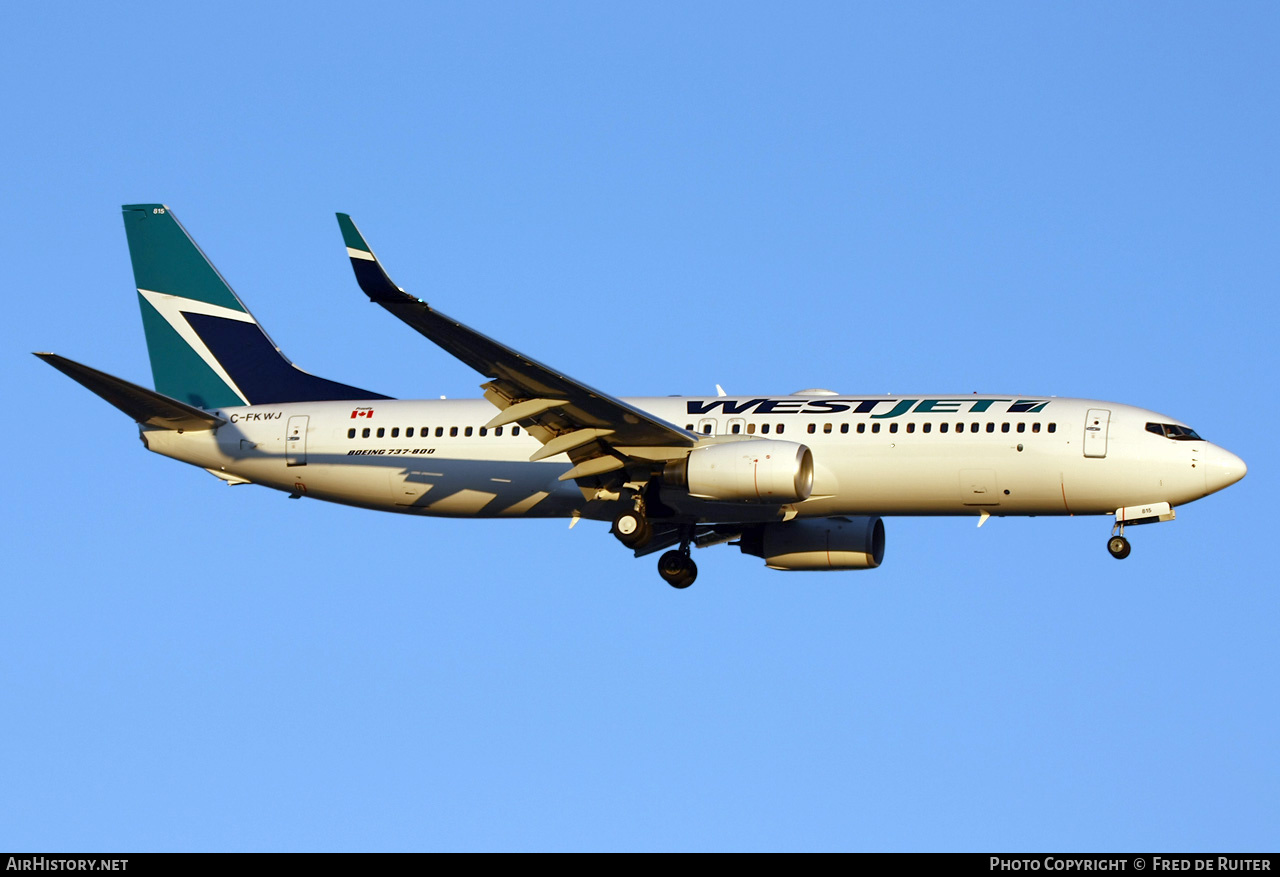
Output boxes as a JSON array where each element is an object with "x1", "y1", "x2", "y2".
[
  {"x1": 286, "y1": 415, "x2": 309, "y2": 466},
  {"x1": 1083, "y1": 408, "x2": 1110, "y2": 458}
]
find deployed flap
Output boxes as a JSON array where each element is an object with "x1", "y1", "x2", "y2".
[
  {"x1": 35, "y1": 353, "x2": 225, "y2": 431},
  {"x1": 336, "y1": 214, "x2": 697, "y2": 471}
]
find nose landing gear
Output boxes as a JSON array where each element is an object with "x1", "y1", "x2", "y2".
[
  {"x1": 1107, "y1": 530, "x2": 1131, "y2": 559},
  {"x1": 1105, "y1": 502, "x2": 1176, "y2": 560}
]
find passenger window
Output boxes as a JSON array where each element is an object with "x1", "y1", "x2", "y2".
[
  {"x1": 377, "y1": 427, "x2": 385, "y2": 438},
  {"x1": 1048, "y1": 423, "x2": 1056, "y2": 433},
  {"x1": 435, "y1": 427, "x2": 444, "y2": 437},
  {"x1": 1001, "y1": 423, "x2": 1010, "y2": 433},
  {"x1": 857, "y1": 423, "x2": 866, "y2": 434},
  {"x1": 465, "y1": 426, "x2": 474, "y2": 437},
  {"x1": 747, "y1": 423, "x2": 756, "y2": 434},
  {"x1": 823, "y1": 423, "x2": 832, "y2": 434},
  {"x1": 940, "y1": 422, "x2": 949, "y2": 433},
  {"x1": 731, "y1": 423, "x2": 741, "y2": 434},
  {"x1": 513, "y1": 427, "x2": 520, "y2": 436},
  {"x1": 986, "y1": 423, "x2": 994, "y2": 433},
  {"x1": 347, "y1": 428, "x2": 356, "y2": 439},
  {"x1": 391, "y1": 427, "x2": 400, "y2": 438},
  {"x1": 970, "y1": 422, "x2": 979, "y2": 433},
  {"x1": 872, "y1": 423, "x2": 881, "y2": 434},
  {"x1": 923, "y1": 422, "x2": 932, "y2": 433},
  {"x1": 363, "y1": 427, "x2": 370, "y2": 438},
  {"x1": 761, "y1": 424, "x2": 771, "y2": 434},
  {"x1": 685, "y1": 424, "x2": 694, "y2": 431},
  {"x1": 889, "y1": 423, "x2": 898, "y2": 434},
  {"x1": 703, "y1": 424, "x2": 713, "y2": 435},
  {"x1": 479, "y1": 427, "x2": 487, "y2": 437},
  {"x1": 449, "y1": 427, "x2": 458, "y2": 437},
  {"x1": 840, "y1": 423, "x2": 849, "y2": 434},
  {"x1": 956, "y1": 423, "x2": 964, "y2": 433},
  {"x1": 406, "y1": 427, "x2": 414, "y2": 438},
  {"x1": 495, "y1": 427, "x2": 503, "y2": 436},
  {"x1": 1032, "y1": 422, "x2": 1041, "y2": 433},
  {"x1": 1017, "y1": 423, "x2": 1026, "y2": 433},
  {"x1": 807, "y1": 423, "x2": 816, "y2": 434},
  {"x1": 906, "y1": 423, "x2": 915, "y2": 434},
  {"x1": 776, "y1": 424, "x2": 785, "y2": 434}
]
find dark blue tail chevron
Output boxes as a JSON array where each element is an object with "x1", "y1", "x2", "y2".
[
  {"x1": 182, "y1": 313, "x2": 390, "y2": 404},
  {"x1": 123, "y1": 203, "x2": 390, "y2": 407}
]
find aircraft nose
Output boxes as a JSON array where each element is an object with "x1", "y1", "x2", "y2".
[{"x1": 1203, "y1": 444, "x2": 1247, "y2": 494}]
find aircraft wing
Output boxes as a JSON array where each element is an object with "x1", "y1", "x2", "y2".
[{"x1": 336, "y1": 214, "x2": 698, "y2": 482}]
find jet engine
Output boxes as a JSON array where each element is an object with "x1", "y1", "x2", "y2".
[
  {"x1": 738, "y1": 516, "x2": 885, "y2": 571},
  {"x1": 663, "y1": 440, "x2": 813, "y2": 504}
]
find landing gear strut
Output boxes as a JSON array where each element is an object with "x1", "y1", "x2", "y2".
[
  {"x1": 658, "y1": 547, "x2": 697, "y2": 589},
  {"x1": 1107, "y1": 524, "x2": 1131, "y2": 560}
]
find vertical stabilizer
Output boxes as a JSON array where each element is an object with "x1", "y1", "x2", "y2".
[{"x1": 121, "y1": 204, "x2": 388, "y2": 407}]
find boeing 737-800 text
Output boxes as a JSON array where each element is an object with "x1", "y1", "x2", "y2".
[{"x1": 36, "y1": 205, "x2": 1247, "y2": 587}]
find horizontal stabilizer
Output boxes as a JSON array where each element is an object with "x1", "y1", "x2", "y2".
[{"x1": 34, "y1": 353, "x2": 225, "y2": 431}]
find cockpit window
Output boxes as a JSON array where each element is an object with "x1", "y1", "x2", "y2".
[{"x1": 1146, "y1": 422, "x2": 1202, "y2": 441}]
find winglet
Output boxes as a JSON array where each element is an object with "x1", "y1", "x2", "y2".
[{"x1": 336, "y1": 213, "x2": 410, "y2": 304}]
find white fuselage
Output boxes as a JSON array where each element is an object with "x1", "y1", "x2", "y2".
[{"x1": 139, "y1": 394, "x2": 1243, "y2": 523}]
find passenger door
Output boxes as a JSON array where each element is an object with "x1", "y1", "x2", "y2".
[{"x1": 1083, "y1": 408, "x2": 1110, "y2": 458}]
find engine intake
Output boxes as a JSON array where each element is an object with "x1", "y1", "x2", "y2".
[
  {"x1": 664, "y1": 440, "x2": 813, "y2": 504},
  {"x1": 738, "y1": 516, "x2": 886, "y2": 571}
]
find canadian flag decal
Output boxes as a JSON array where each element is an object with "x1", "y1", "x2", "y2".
[{"x1": 351, "y1": 407, "x2": 375, "y2": 419}]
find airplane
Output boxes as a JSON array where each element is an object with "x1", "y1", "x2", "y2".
[{"x1": 36, "y1": 204, "x2": 1247, "y2": 588}]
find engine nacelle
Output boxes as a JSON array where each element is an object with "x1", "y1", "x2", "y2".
[
  {"x1": 739, "y1": 516, "x2": 886, "y2": 571},
  {"x1": 664, "y1": 440, "x2": 813, "y2": 503}
]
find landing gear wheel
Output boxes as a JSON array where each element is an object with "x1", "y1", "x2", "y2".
[
  {"x1": 612, "y1": 509, "x2": 651, "y2": 549},
  {"x1": 1107, "y1": 535, "x2": 1131, "y2": 559},
  {"x1": 658, "y1": 550, "x2": 697, "y2": 589}
]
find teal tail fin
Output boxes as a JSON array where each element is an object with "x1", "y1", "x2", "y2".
[{"x1": 122, "y1": 204, "x2": 388, "y2": 408}]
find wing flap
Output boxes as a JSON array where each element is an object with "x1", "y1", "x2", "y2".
[
  {"x1": 528, "y1": 427, "x2": 616, "y2": 462},
  {"x1": 484, "y1": 397, "x2": 568, "y2": 429}
]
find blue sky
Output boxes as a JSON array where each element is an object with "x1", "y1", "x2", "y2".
[{"x1": 2, "y1": 1, "x2": 1276, "y2": 851}]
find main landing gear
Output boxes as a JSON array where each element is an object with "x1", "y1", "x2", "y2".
[
  {"x1": 612, "y1": 504, "x2": 699, "y2": 588},
  {"x1": 658, "y1": 547, "x2": 697, "y2": 589},
  {"x1": 612, "y1": 507, "x2": 651, "y2": 550},
  {"x1": 657, "y1": 523, "x2": 698, "y2": 589}
]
